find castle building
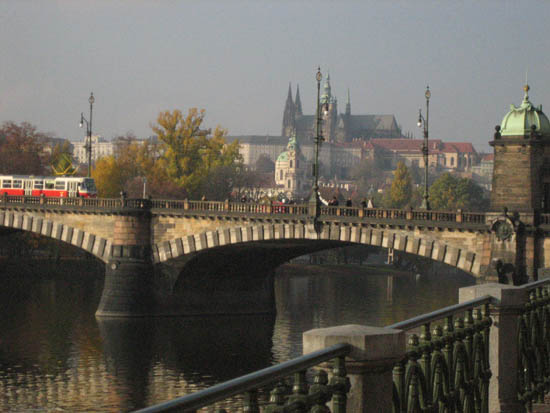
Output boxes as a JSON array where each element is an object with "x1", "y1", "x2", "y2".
[{"x1": 282, "y1": 76, "x2": 402, "y2": 143}]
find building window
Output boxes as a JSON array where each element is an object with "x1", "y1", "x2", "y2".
[
  {"x1": 280, "y1": 170, "x2": 283, "y2": 180},
  {"x1": 451, "y1": 157, "x2": 454, "y2": 167},
  {"x1": 287, "y1": 179, "x2": 291, "y2": 189},
  {"x1": 290, "y1": 160, "x2": 293, "y2": 168}
]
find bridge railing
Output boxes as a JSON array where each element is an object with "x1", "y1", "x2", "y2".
[
  {"x1": 131, "y1": 279, "x2": 550, "y2": 413},
  {"x1": 387, "y1": 295, "x2": 493, "y2": 412},
  {"x1": 131, "y1": 343, "x2": 351, "y2": 413},
  {"x1": 0, "y1": 195, "x2": 487, "y2": 225}
]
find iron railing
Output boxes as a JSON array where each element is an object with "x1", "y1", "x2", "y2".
[
  {"x1": 388, "y1": 296, "x2": 493, "y2": 412},
  {"x1": 131, "y1": 343, "x2": 351, "y2": 413},
  {"x1": 0, "y1": 195, "x2": 487, "y2": 225},
  {"x1": 518, "y1": 280, "x2": 550, "y2": 412}
]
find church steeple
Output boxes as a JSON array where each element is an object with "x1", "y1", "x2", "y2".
[
  {"x1": 282, "y1": 83, "x2": 296, "y2": 137},
  {"x1": 345, "y1": 88, "x2": 351, "y2": 116},
  {"x1": 295, "y1": 85, "x2": 303, "y2": 116}
]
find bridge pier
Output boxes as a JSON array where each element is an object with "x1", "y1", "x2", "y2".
[
  {"x1": 96, "y1": 211, "x2": 155, "y2": 317},
  {"x1": 96, "y1": 253, "x2": 155, "y2": 317}
]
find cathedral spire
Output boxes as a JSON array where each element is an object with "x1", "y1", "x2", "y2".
[
  {"x1": 295, "y1": 85, "x2": 303, "y2": 116},
  {"x1": 286, "y1": 82, "x2": 293, "y2": 103},
  {"x1": 345, "y1": 88, "x2": 351, "y2": 116},
  {"x1": 282, "y1": 83, "x2": 296, "y2": 137}
]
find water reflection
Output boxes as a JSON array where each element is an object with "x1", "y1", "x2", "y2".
[{"x1": 0, "y1": 262, "x2": 474, "y2": 412}]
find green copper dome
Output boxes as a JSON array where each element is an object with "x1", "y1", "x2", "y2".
[
  {"x1": 500, "y1": 85, "x2": 550, "y2": 137},
  {"x1": 276, "y1": 133, "x2": 305, "y2": 163},
  {"x1": 277, "y1": 151, "x2": 289, "y2": 162}
]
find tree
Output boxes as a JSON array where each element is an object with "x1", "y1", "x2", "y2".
[
  {"x1": 388, "y1": 161, "x2": 413, "y2": 208},
  {"x1": 151, "y1": 109, "x2": 242, "y2": 199},
  {"x1": 0, "y1": 121, "x2": 51, "y2": 175},
  {"x1": 429, "y1": 173, "x2": 489, "y2": 211}
]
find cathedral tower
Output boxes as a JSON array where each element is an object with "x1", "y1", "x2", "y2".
[
  {"x1": 282, "y1": 83, "x2": 296, "y2": 137},
  {"x1": 320, "y1": 74, "x2": 338, "y2": 142},
  {"x1": 295, "y1": 85, "x2": 303, "y2": 117}
]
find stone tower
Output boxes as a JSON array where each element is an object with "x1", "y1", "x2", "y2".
[
  {"x1": 320, "y1": 74, "x2": 338, "y2": 142},
  {"x1": 490, "y1": 85, "x2": 550, "y2": 212}
]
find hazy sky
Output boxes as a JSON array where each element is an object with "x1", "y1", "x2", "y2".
[{"x1": 1, "y1": 1, "x2": 550, "y2": 152}]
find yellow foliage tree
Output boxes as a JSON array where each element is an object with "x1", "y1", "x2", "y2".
[{"x1": 151, "y1": 108, "x2": 242, "y2": 199}]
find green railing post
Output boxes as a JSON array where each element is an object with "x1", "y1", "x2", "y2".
[
  {"x1": 459, "y1": 283, "x2": 525, "y2": 413},
  {"x1": 303, "y1": 325, "x2": 405, "y2": 413},
  {"x1": 330, "y1": 356, "x2": 350, "y2": 413}
]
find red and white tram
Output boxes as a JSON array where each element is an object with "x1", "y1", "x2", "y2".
[{"x1": 0, "y1": 175, "x2": 97, "y2": 198}]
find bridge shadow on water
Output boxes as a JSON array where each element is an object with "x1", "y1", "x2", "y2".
[{"x1": 96, "y1": 314, "x2": 275, "y2": 410}]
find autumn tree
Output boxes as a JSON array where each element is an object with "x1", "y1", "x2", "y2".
[
  {"x1": 0, "y1": 121, "x2": 52, "y2": 174},
  {"x1": 429, "y1": 173, "x2": 489, "y2": 211},
  {"x1": 93, "y1": 109, "x2": 242, "y2": 200},
  {"x1": 151, "y1": 109, "x2": 242, "y2": 200},
  {"x1": 387, "y1": 161, "x2": 413, "y2": 208}
]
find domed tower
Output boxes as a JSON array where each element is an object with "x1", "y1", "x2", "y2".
[
  {"x1": 490, "y1": 85, "x2": 550, "y2": 212},
  {"x1": 275, "y1": 133, "x2": 309, "y2": 198}
]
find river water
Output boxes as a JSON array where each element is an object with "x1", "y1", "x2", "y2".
[{"x1": 0, "y1": 260, "x2": 474, "y2": 412}]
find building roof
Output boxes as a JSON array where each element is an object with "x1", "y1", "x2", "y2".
[
  {"x1": 225, "y1": 135, "x2": 288, "y2": 145},
  {"x1": 440, "y1": 142, "x2": 477, "y2": 154},
  {"x1": 347, "y1": 115, "x2": 399, "y2": 133},
  {"x1": 369, "y1": 138, "x2": 477, "y2": 155}
]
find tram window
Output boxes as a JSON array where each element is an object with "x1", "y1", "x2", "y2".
[
  {"x1": 2, "y1": 180, "x2": 12, "y2": 189},
  {"x1": 34, "y1": 180, "x2": 43, "y2": 189},
  {"x1": 13, "y1": 180, "x2": 22, "y2": 189},
  {"x1": 45, "y1": 181, "x2": 55, "y2": 189},
  {"x1": 55, "y1": 181, "x2": 66, "y2": 190}
]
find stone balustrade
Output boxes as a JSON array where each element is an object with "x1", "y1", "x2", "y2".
[{"x1": 0, "y1": 195, "x2": 487, "y2": 226}]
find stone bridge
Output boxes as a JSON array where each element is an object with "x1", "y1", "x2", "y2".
[{"x1": 1, "y1": 195, "x2": 548, "y2": 316}]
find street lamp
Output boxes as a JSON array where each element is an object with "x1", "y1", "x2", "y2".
[
  {"x1": 417, "y1": 85, "x2": 431, "y2": 210},
  {"x1": 309, "y1": 67, "x2": 326, "y2": 218},
  {"x1": 79, "y1": 92, "x2": 95, "y2": 177}
]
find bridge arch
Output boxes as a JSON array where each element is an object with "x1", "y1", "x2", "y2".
[
  {"x1": 0, "y1": 210, "x2": 111, "y2": 263},
  {"x1": 154, "y1": 223, "x2": 482, "y2": 277}
]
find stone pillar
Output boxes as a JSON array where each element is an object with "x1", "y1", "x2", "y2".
[
  {"x1": 96, "y1": 211, "x2": 154, "y2": 317},
  {"x1": 459, "y1": 283, "x2": 526, "y2": 413},
  {"x1": 303, "y1": 325, "x2": 405, "y2": 413}
]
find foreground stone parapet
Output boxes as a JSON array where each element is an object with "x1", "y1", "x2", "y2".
[{"x1": 303, "y1": 324, "x2": 405, "y2": 413}]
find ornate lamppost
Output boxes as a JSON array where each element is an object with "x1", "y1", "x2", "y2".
[
  {"x1": 417, "y1": 85, "x2": 431, "y2": 210},
  {"x1": 79, "y1": 92, "x2": 95, "y2": 177},
  {"x1": 309, "y1": 67, "x2": 326, "y2": 218}
]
